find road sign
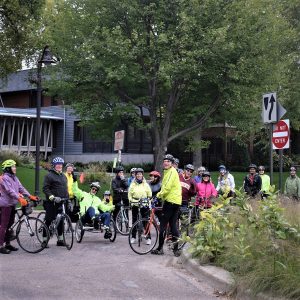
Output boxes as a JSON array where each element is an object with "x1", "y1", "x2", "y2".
[
  {"x1": 114, "y1": 130, "x2": 125, "y2": 151},
  {"x1": 277, "y1": 101, "x2": 287, "y2": 121},
  {"x1": 272, "y1": 119, "x2": 290, "y2": 150},
  {"x1": 262, "y1": 92, "x2": 277, "y2": 123}
]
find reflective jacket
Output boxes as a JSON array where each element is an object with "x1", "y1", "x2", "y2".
[
  {"x1": 260, "y1": 174, "x2": 271, "y2": 194},
  {"x1": 65, "y1": 172, "x2": 74, "y2": 199},
  {"x1": 157, "y1": 166, "x2": 182, "y2": 205},
  {"x1": 72, "y1": 182, "x2": 114, "y2": 215},
  {"x1": 128, "y1": 178, "x2": 152, "y2": 206},
  {"x1": 0, "y1": 172, "x2": 29, "y2": 207},
  {"x1": 284, "y1": 176, "x2": 300, "y2": 199}
]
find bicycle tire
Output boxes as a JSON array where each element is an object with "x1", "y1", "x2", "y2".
[
  {"x1": 108, "y1": 219, "x2": 117, "y2": 242},
  {"x1": 116, "y1": 208, "x2": 130, "y2": 235},
  {"x1": 36, "y1": 211, "x2": 46, "y2": 222},
  {"x1": 75, "y1": 219, "x2": 84, "y2": 243},
  {"x1": 16, "y1": 217, "x2": 50, "y2": 254},
  {"x1": 129, "y1": 218, "x2": 158, "y2": 255},
  {"x1": 62, "y1": 215, "x2": 74, "y2": 250}
]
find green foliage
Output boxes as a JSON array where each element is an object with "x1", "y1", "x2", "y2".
[
  {"x1": 0, "y1": 150, "x2": 34, "y2": 168},
  {"x1": 0, "y1": 0, "x2": 45, "y2": 76},
  {"x1": 190, "y1": 190, "x2": 300, "y2": 298},
  {"x1": 82, "y1": 163, "x2": 111, "y2": 186}
]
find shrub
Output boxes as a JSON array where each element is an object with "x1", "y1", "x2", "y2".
[{"x1": 82, "y1": 163, "x2": 111, "y2": 186}]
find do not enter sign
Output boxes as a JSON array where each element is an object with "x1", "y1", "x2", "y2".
[{"x1": 272, "y1": 119, "x2": 290, "y2": 150}]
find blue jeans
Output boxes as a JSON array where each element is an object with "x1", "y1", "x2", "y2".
[{"x1": 82, "y1": 207, "x2": 110, "y2": 227}]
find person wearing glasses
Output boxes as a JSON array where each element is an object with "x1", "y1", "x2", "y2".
[
  {"x1": 284, "y1": 166, "x2": 300, "y2": 201},
  {"x1": 72, "y1": 181, "x2": 115, "y2": 237}
]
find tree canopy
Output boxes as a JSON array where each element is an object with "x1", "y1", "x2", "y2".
[
  {"x1": 43, "y1": 0, "x2": 299, "y2": 168},
  {"x1": 0, "y1": 0, "x2": 45, "y2": 76}
]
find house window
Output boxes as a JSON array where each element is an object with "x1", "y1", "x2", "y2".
[{"x1": 74, "y1": 121, "x2": 82, "y2": 142}]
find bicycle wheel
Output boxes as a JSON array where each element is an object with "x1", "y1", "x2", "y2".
[
  {"x1": 108, "y1": 219, "x2": 117, "y2": 242},
  {"x1": 62, "y1": 215, "x2": 74, "y2": 250},
  {"x1": 129, "y1": 218, "x2": 158, "y2": 255},
  {"x1": 36, "y1": 211, "x2": 46, "y2": 222},
  {"x1": 16, "y1": 217, "x2": 50, "y2": 254},
  {"x1": 75, "y1": 219, "x2": 84, "y2": 243},
  {"x1": 116, "y1": 208, "x2": 130, "y2": 235}
]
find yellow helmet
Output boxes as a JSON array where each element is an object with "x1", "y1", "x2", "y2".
[{"x1": 2, "y1": 159, "x2": 16, "y2": 170}]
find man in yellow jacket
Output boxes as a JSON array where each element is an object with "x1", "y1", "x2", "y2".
[{"x1": 151, "y1": 154, "x2": 182, "y2": 256}]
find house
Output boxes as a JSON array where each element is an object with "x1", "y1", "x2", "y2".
[{"x1": 0, "y1": 69, "x2": 153, "y2": 164}]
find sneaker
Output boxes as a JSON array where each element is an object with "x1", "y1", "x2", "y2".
[
  {"x1": 130, "y1": 238, "x2": 136, "y2": 244},
  {"x1": 146, "y1": 238, "x2": 151, "y2": 245},
  {"x1": 56, "y1": 240, "x2": 65, "y2": 247},
  {"x1": 5, "y1": 244, "x2": 18, "y2": 251},
  {"x1": 173, "y1": 249, "x2": 181, "y2": 257},
  {"x1": 0, "y1": 246, "x2": 11, "y2": 254},
  {"x1": 103, "y1": 225, "x2": 109, "y2": 230},
  {"x1": 104, "y1": 230, "x2": 112, "y2": 239},
  {"x1": 151, "y1": 248, "x2": 164, "y2": 255}
]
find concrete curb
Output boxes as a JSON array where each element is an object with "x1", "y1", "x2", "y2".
[
  {"x1": 180, "y1": 249, "x2": 234, "y2": 293},
  {"x1": 180, "y1": 248, "x2": 287, "y2": 300}
]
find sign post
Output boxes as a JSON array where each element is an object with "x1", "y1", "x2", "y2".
[
  {"x1": 272, "y1": 119, "x2": 290, "y2": 192},
  {"x1": 114, "y1": 130, "x2": 125, "y2": 166}
]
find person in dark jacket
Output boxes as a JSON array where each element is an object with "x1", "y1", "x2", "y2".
[
  {"x1": 43, "y1": 157, "x2": 69, "y2": 247},
  {"x1": 111, "y1": 166, "x2": 128, "y2": 220},
  {"x1": 243, "y1": 164, "x2": 262, "y2": 197},
  {"x1": 179, "y1": 164, "x2": 197, "y2": 208}
]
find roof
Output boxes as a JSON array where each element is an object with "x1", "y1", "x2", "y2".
[
  {"x1": 0, "y1": 69, "x2": 36, "y2": 93},
  {"x1": 0, "y1": 107, "x2": 64, "y2": 120}
]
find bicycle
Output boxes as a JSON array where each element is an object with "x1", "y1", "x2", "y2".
[
  {"x1": 115, "y1": 198, "x2": 131, "y2": 235},
  {"x1": 1, "y1": 198, "x2": 50, "y2": 254},
  {"x1": 43, "y1": 198, "x2": 74, "y2": 250},
  {"x1": 128, "y1": 198, "x2": 159, "y2": 255},
  {"x1": 75, "y1": 215, "x2": 116, "y2": 243}
]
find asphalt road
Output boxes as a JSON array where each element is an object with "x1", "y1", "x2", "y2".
[{"x1": 0, "y1": 229, "x2": 228, "y2": 300}]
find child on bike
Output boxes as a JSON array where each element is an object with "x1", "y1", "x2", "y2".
[
  {"x1": 72, "y1": 181, "x2": 115, "y2": 238},
  {"x1": 195, "y1": 171, "x2": 218, "y2": 208},
  {"x1": 128, "y1": 168, "x2": 152, "y2": 245},
  {"x1": 0, "y1": 159, "x2": 34, "y2": 254}
]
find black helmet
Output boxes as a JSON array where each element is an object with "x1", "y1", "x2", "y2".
[
  {"x1": 248, "y1": 164, "x2": 257, "y2": 170},
  {"x1": 258, "y1": 165, "x2": 265, "y2": 171},
  {"x1": 90, "y1": 182, "x2": 101, "y2": 191},
  {"x1": 134, "y1": 168, "x2": 144, "y2": 174},
  {"x1": 218, "y1": 164, "x2": 226, "y2": 171},
  {"x1": 173, "y1": 158, "x2": 179, "y2": 165},
  {"x1": 163, "y1": 154, "x2": 175, "y2": 162},
  {"x1": 185, "y1": 164, "x2": 195, "y2": 171},
  {"x1": 202, "y1": 171, "x2": 211, "y2": 177},
  {"x1": 115, "y1": 166, "x2": 124, "y2": 173}
]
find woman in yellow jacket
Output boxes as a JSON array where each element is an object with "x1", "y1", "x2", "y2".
[
  {"x1": 128, "y1": 168, "x2": 152, "y2": 245},
  {"x1": 151, "y1": 154, "x2": 182, "y2": 256}
]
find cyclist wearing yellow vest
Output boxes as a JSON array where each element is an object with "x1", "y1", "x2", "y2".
[
  {"x1": 151, "y1": 154, "x2": 182, "y2": 256},
  {"x1": 258, "y1": 166, "x2": 271, "y2": 199}
]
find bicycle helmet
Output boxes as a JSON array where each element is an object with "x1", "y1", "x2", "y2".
[
  {"x1": 173, "y1": 158, "x2": 179, "y2": 165},
  {"x1": 104, "y1": 190, "x2": 111, "y2": 196},
  {"x1": 202, "y1": 171, "x2": 211, "y2": 177},
  {"x1": 248, "y1": 164, "x2": 257, "y2": 170},
  {"x1": 149, "y1": 171, "x2": 161, "y2": 177},
  {"x1": 163, "y1": 154, "x2": 174, "y2": 162},
  {"x1": 134, "y1": 168, "x2": 144, "y2": 174},
  {"x1": 185, "y1": 164, "x2": 195, "y2": 171},
  {"x1": 2, "y1": 159, "x2": 16, "y2": 170},
  {"x1": 52, "y1": 157, "x2": 64, "y2": 165},
  {"x1": 90, "y1": 182, "x2": 101, "y2": 190},
  {"x1": 130, "y1": 167, "x2": 136, "y2": 174},
  {"x1": 218, "y1": 164, "x2": 226, "y2": 171},
  {"x1": 197, "y1": 166, "x2": 206, "y2": 172},
  {"x1": 258, "y1": 165, "x2": 265, "y2": 171},
  {"x1": 290, "y1": 166, "x2": 297, "y2": 171},
  {"x1": 66, "y1": 163, "x2": 74, "y2": 168},
  {"x1": 114, "y1": 166, "x2": 125, "y2": 173}
]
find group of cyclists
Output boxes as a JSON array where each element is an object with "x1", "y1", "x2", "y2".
[{"x1": 0, "y1": 154, "x2": 299, "y2": 255}]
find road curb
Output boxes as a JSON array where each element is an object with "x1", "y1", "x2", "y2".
[
  {"x1": 180, "y1": 249, "x2": 234, "y2": 293},
  {"x1": 180, "y1": 248, "x2": 287, "y2": 300}
]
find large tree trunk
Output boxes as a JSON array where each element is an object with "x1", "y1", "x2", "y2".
[{"x1": 193, "y1": 129, "x2": 202, "y2": 167}]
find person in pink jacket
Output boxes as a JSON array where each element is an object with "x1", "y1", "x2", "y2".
[{"x1": 195, "y1": 171, "x2": 218, "y2": 208}]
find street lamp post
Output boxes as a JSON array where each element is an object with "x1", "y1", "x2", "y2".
[{"x1": 35, "y1": 46, "x2": 58, "y2": 195}]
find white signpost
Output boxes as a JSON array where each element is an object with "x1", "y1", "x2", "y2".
[{"x1": 262, "y1": 92, "x2": 277, "y2": 123}]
